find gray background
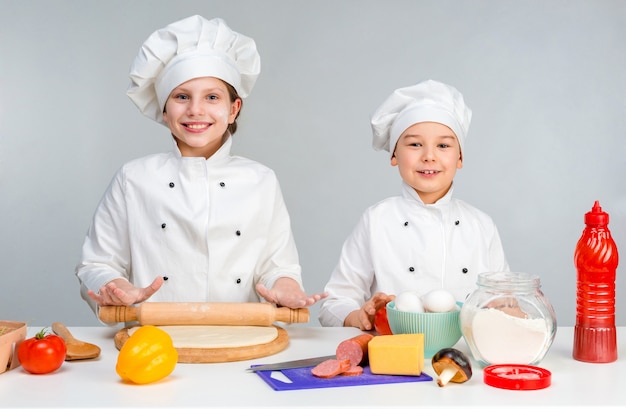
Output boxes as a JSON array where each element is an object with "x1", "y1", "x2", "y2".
[{"x1": 1, "y1": 0, "x2": 625, "y2": 328}]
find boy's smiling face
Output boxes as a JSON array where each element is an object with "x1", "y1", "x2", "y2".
[
  {"x1": 391, "y1": 121, "x2": 463, "y2": 204},
  {"x1": 163, "y1": 76, "x2": 241, "y2": 158}
]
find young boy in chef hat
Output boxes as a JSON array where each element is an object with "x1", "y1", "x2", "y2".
[
  {"x1": 319, "y1": 79, "x2": 509, "y2": 329},
  {"x1": 76, "y1": 15, "x2": 326, "y2": 316}
]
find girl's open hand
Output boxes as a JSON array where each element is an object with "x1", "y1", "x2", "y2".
[
  {"x1": 256, "y1": 278, "x2": 327, "y2": 309},
  {"x1": 88, "y1": 276, "x2": 164, "y2": 306}
]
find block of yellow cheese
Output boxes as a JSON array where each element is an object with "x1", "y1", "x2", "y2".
[{"x1": 368, "y1": 334, "x2": 424, "y2": 376}]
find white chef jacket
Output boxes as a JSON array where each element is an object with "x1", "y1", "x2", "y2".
[
  {"x1": 318, "y1": 181, "x2": 510, "y2": 327},
  {"x1": 76, "y1": 137, "x2": 302, "y2": 315}
]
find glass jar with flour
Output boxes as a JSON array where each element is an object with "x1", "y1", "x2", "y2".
[{"x1": 460, "y1": 272, "x2": 557, "y2": 367}]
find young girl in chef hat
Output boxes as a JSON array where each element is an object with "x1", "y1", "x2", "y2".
[
  {"x1": 76, "y1": 15, "x2": 326, "y2": 316},
  {"x1": 319, "y1": 79, "x2": 509, "y2": 329}
]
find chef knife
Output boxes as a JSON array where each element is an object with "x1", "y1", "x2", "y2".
[{"x1": 246, "y1": 355, "x2": 336, "y2": 372}]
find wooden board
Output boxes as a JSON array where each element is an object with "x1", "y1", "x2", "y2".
[{"x1": 114, "y1": 325, "x2": 289, "y2": 363}]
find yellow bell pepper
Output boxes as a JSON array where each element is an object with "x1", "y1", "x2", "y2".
[{"x1": 116, "y1": 325, "x2": 178, "y2": 384}]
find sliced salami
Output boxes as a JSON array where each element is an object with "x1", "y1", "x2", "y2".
[
  {"x1": 341, "y1": 365, "x2": 364, "y2": 376},
  {"x1": 310, "y1": 358, "x2": 351, "y2": 379}
]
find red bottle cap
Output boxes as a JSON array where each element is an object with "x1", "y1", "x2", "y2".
[
  {"x1": 585, "y1": 200, "x2": 608, "y2": 226},
  {"x1": 483, "y1": 364, "x2": 552, "y2": 390}
]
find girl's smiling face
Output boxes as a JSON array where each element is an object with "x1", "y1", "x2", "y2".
[
  {"x1": 391, "y1": 121, "x2": 463, "y2": 204},
  {"x1": 163, "y1": 76, "x2": 241, "y2": 158}
]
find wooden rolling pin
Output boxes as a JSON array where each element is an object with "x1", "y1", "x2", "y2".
[{"x1": 98, "y1": 302, "x2": 309, "y2": 326}]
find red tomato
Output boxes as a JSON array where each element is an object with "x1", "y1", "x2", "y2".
[
  {"x1": 374, "y1": 305, "x2": 393, "y2": 335},
  {"x1": 18, "y1": 328, "x2": 66, "y2": 374}
]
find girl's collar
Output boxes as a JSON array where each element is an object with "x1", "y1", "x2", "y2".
[{"x1": 172, "y1": 134, "x2": 233, "y2": 164}]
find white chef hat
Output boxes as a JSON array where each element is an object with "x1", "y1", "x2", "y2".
[
  {"x1": 127, "y1": 15, "x2": 261, "y2": 125},
  {"x1": 371, "y1": 80, "x2": 472, "y2": 157}
]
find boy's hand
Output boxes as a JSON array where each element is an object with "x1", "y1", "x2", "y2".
[{"x1": 343, "y1": 292, "x2": 395, "y2": 330}]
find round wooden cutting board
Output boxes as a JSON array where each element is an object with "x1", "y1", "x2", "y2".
[{"x1": 114, "y1": 325, "x2": 288, "y2": 363}]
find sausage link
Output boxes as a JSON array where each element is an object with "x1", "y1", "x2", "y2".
[{"x1": 335, "y1": 333, "x2": 374, "y2": 366}]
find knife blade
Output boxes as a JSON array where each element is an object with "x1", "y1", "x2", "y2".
[{"x1": 246, "y1": 355, "x2": 336, "y2": 372}]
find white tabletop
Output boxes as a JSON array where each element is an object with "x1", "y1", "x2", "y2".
[{"x1": 1, "y1": 325, "x2": 623, "y2": 408}]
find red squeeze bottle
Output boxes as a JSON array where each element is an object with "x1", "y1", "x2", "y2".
[{"x1": 573, "y1": 201, "x2": 619, "y2": 363}]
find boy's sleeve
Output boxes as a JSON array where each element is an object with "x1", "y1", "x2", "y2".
[
  {"x1": 489, "y1": 224, "x2": 510, "y2": 272},
  {"x1": 318, "y1": 211, "x2": 374, "y2": 327}
]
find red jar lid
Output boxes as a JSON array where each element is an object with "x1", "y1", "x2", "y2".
[{"x1": 483, "y1": 364, "x2": 551, "y2": 390}]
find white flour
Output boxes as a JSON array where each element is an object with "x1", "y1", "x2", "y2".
[{"x1": 469, "y1": 307, "x2": 549, "y2": 364}]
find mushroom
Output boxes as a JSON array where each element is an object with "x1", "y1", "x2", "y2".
[{"x1": 431, "y1": 348, "x2": 473, "y2": 387}]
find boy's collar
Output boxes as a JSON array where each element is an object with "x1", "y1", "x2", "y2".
[{"x1": 402, "y1": 181, "x2": 454, "y2": 206}]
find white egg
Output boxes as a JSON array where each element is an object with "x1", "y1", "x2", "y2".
[
  {"x1": 394, "y1": 291, "x2": 425, "y2": 313},
  {"x1": 421, "y1": 289, "x2": 457, "y2": 313}
]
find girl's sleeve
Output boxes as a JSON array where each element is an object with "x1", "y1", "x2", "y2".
[
  {"x1": 318, "y1": 211, "x2": 375, "y2": 327},
  {"x1": 253, "y1": 176, "x2": 302, "y2": 292},
  {"x1": 75, "y1": 169, "x2": 131, "y2": 315}
]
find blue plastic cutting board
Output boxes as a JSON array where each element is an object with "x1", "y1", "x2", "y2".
[{"x1": 253, "y1": 365, "x2": 433, "y2": 391}]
